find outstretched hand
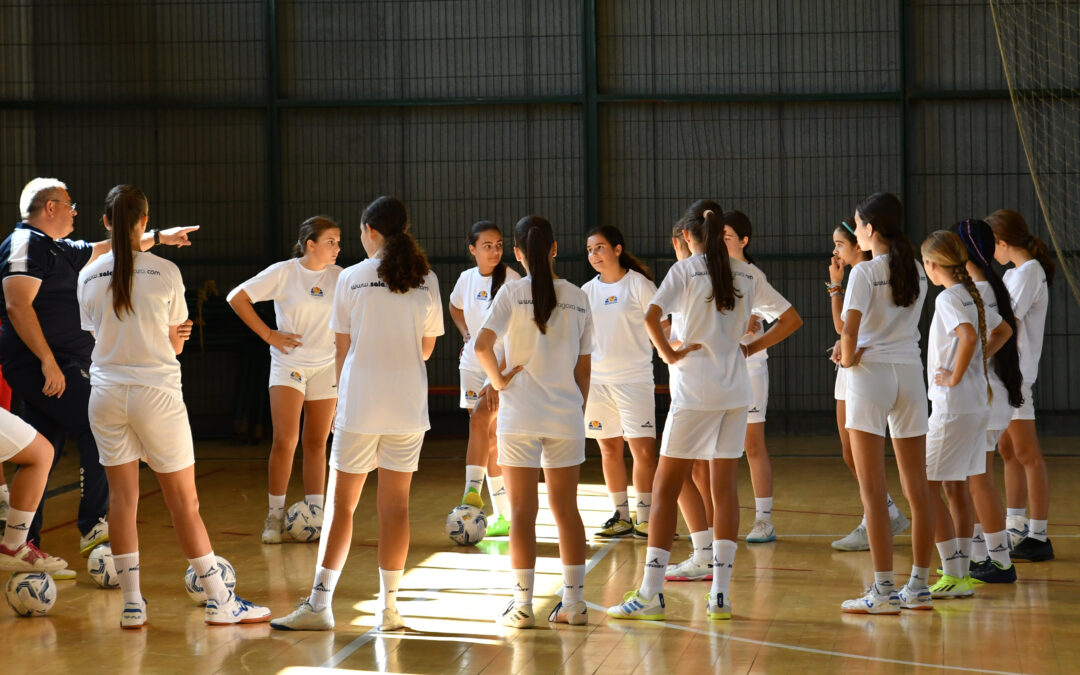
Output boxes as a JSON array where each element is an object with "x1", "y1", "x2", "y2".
[{"x1": 159, "y1": 225, "x2": 200, "y2": 247}]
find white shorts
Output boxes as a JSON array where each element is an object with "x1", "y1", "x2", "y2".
[
  {"x1": 0, "y1": 407, "x2": 37, "y2": 463},
  {"x1": 1012, "y1": 382, "x2": 1035, "y2": 421},
  {"x1": 584, "y1": 382, "x2": 656, "y2": 439},
  {"x1": 926, "y1": 410, "x2": 990, "y2": 481},
  {"x1": 845, "y1": 362, "x2": 928, "y2": 439},
  {"x1": 747, "y1": 367, "x2": 768, "y2": 424},
  {"x1": 497, "y1": 434, "x2": 584, "y2": 469},
  {"x1": 659, "y1": 406, "x2": 748, "y2": 461},
  {"x1": 89, "y1": 385, "x2": 195, "y2": 474},
  {"x1": 988, "y1": 386, "x2": 1013, "y2": 432},
  {"x1": 459, "y1": 369, "x2": 488, "y2": 410},
  {"x1": 986, "y1": 428, "x2": 1006, "y2": 456},
  {"x1": 834, "y1": 367, "x2": 848, "y2": 401},
  {"x1": 269, "y1": 361, "x2": 337, "y2": 401},
  {"x1": 330, "y1": 430, "x2": 425, "y2": 474}
]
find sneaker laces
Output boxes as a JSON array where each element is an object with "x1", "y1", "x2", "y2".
[
  {"x1": 601, "y1": 512, "x2": 622, "y2": 529},
  {"x1": 21, "y1": 541, "x2": 50, "y2": 563}
]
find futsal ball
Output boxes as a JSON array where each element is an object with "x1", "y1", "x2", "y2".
[
  {"x1": 445, "y1": 505, "x2": 487, "y2": 546},
  {"x1": 87, "y1": 544, "x2": 119, "y2": 589},
  {"x1": 285, "y1": 501, "x2": 324, "y2": 543},
  {"x1": 184, "y1": 556, "x2": 237, "y2": 605},
  {"x1": 6, "y1": 572, "x2": 57, "y2": 617}
]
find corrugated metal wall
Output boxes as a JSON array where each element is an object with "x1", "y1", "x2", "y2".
[{"x1": 0, "y1": 0, "x2": 1076, "y2": 435}]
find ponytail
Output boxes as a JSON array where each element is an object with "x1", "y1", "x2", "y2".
[
  {"x1": 468, "y1": 220, "x2": 508, "y2": 299},
  {"x1": 102, "y1": 185, "x2": 149, "y2": 319},
  {"x1": 677, "y1": 200, "x2": 737, "y2": 312},
  {"x1": 856, "y1": 192, "x2": 920, "y2": 307},
  {"x1": 361, "y1": 196, "x2": 430, "y2": 293},
  {"x1": 986, "y1": 209, "x2": 1057, "y2": 286},
  {"x1": 514, "y1": 215, "x2": 557, "y2": 333},
  {"x1": 585, "y1": 225, "x2": 653, "y2": 281},
  {"x1": 722, "y1": 210, "x2": 756, "y2": 265}
]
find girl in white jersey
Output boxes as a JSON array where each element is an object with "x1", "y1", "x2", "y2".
[
  {"x1": 78, "y1": 185, "x2": 271, "y2": 628},
  {"x1": 920, "y1": 231, "x2": 1011, "y2": 600},
  {"x1": 839, "y1": 192, "x2": 933, "y2": 615},
  {"x1": 828, "y1": 221, "x2": 910, "y2": 552},
  {"x1": 953, "y1": 220, "x2": 1023, "y2": 583},
  {"x1": 608, "y1": 202, "x2": 800, "y2": 623},
  {"x1": 227, "y1": 217, "x2": 343, "y2": 544},
  {"x1": 270, "y1": 196, "x2": 442, "y2": 633},
  {"x1": 583, "y1": 225, "x2": 658, "y2": 539},
  {"x1": 475, "y1": 215, "x2": 592, "y2": 629},
  {"x1": 449, "y1": 221, "x2": 520, "y2": 536},
  {"x1": 987, "y1": 209, "x2": 1056, "y2": 562}
]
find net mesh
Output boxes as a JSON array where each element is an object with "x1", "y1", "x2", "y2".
[{"x1": 989, "y1": 0, "x2": 1080, "y2": 302}]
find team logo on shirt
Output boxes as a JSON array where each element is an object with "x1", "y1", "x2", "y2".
[
  {"x1": 310, "y1": 286, "x2": 324, "y2": 297},
  {"x1": 289, "y1": 371, "x2": 303, "y2": 383},
  {"x1": 588, "y1": 420, "x2": 603, "y2": 431},
  {"x1": 603, "y1": 295, "x2": 618, "y2": 305},
  {"x1": 476, "y1": 290, "x2": 489, "y2": 301},
  {"x1": 465, "y1": 389, "x2": 478, "y2": 401}
]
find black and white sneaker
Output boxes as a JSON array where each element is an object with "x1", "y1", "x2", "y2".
[{"x1": 1011, "y1": 536, "x2": 1054, "y2": 562}]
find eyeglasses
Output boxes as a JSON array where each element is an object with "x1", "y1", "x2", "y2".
[{"x1": 48, "y1": 199, "x2": 77, "y2": 212}]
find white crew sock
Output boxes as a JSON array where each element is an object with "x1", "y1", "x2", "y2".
[
  {"x1": 886, "y1": 493, "x2": 900, "y2": 520},
  {"x1": 1006, "y1": 507, "x2": 1026, "y2": 519},
  {"x1": 464, "y1": 465, "x2": 485, "y2": 498},
  {"x1": 379, "y1": 567, "x2": 403, "y2": 610},
  {"x1": 937, "y1": 538, "x2": 966, "y2": 578},
  {"x1": 711, "y1": 540, "x2": 737, "y2": 595},
  {"x1": 689, "y1": 530, "x2": 713, "y2": 565},
  {"x1": 957, "y1": 537, "x2": 973, "y2": 574},
  {"x1": 1, "y1": 508, "x2": 34, "y2": 549},
  {"x1": 985, "y1": 530, "x2": 1012, "y2": 567},
  {"x1": 635, "y1": 492, "x2": 652, "y2": 524},
  {"x1": 269, "y1": 493, "x2": 286, "y2": 518},
  {"x1": 113, "y1": 551, "x2": 142, "y2": 604},
  {"x1": 639, "y1": 547, "x2": 670, "y2": 599},
  {"x1": 1029, "y1": 519, "x2": 1048, "y2": 542},
  {"x1": 562, "y1": 564, "x2": 585, "y2": 605},
  {"x1": 754, "y1": 497, "x2": 773, "y2": 523},
  {"x1": 906, "y1": 566, "x2": 928, "y2": 591},
  {"x1": 310, "y1": 565, "x2": 341, "y2": 611},
  {"x1": 873, "y1": 570, "x2": 896, "y2": 595},
  {"x1": 971, "y1": 524, "x2": 988, "y2": 560},
  {"x1": 487, "y1": 474, "x2": 510, "y2": 519},
  {"x1": 611, "y1": 491, "x2": 630, "y2": 521},
  {"x1": 305, "y1": 494, "x2": 325, "y2": 509},
  {"x1": 513, "y1": 568, "x2": 534, "y2": 605},
  {"x1": 189, "y1": 552, "x2": 228, "y2": 604}
]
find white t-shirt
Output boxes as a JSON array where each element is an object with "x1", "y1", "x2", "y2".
[
  {"x1": 1003, "y1": 259, "x2": 1048, "y2": 384},
  {"x1": 331, "y1": 258, "x2": 444, "y2": 434},
  {"x1": 480, "y1": 277, "x2": 594, "y2": 439},
  {"x1": 739, "y1": 263, "x2": 773, "y2": 372},
  {"x1": 976, "y1": 280, "x2": 1013, "y2": 427},
  {"x1": 227, "y1": 259, "x2": 343, "y2": 368},
  {"x1": 582, "y1": 268, "x2": 657, "y2": 385},
  {"x1": 649, "y1": 255, "x2": 790, "y2": 411},
  {"x1": 448, "y1": 265, "x2": 521, "y2": 373},
  {"x1": 927, "y1": 284, "x2": 1001, "y2": 414},
  {"x1": 78, "y1": 251, "x2": 188, "y2": 398},
  {"x1": 841, "y1": 254, "x2": 928, "y2": 365}
]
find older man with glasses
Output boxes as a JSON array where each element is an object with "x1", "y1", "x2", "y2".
[{"x1": 0, "y1": 178, "x2": 197, "y2": 578}]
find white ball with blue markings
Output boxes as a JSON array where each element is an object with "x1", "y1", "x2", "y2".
[
  {"x1": 285, "y1": 501, "x2": 323, "y2": 542},
  {"x1": 6, "y1": 572, "x2": 57, "y2": 616},
  {"x1": 445, "y1": 505, "x2": 487, "y2": 546},
  {"x1": 184, "y1": 556, "x2": 236, "y2": 605},
  {"x1": 87, "y1": 544, "x2": 119, "y2": 589}
]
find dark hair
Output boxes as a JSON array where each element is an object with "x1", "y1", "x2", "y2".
[
  {"x1": 722, "y1": 210, "x2": 755, "y2": 265},
  {"x1": 836, "y1": 218, "x2": 871, "y2": 262},
  {"x1": 361, "y1": 196, "x2": 430, "y2": 293},
  {"x1": 985, "y1": 209, "x2": 1057, "y2": 286},
  {"x1": 678, "y1": 199, "x2": 738, "y2": 311},
  {"x1": 586, "y1": 225, "x2": 653, "y2": 281},
  {"x1": 293, "y1": 216, "x2": 339, "y2": 257},
  {"x1": 514, "y1": 215, "x2": 556, "y2": 333},
  {"x1": 855, "y1": 192, "x2": 920, "y2": 307},
  {"x1": 468, "y1": 220, "x2": 508, "y2": 299},
  {"x1": 953, "y1": 219, "x2": 1025, "y2": 408},
  {"x1": 102, "y1": 185, "x2": 149, "y2": 319}
]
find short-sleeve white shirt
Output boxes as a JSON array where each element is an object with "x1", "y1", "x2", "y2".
[
  {"x1": 927, "y1": 284, "x2": 1001, "y2": 414},
  {"x1": 841, "y1": 254, "x2": 928, "y2": 365},
  {"x1": 330, "y1": 258, "x2": 443, "y2": 434},
  {"x1": 1003, "y1": 259, "x2": 1048, "y2": 384},
  {"x1": 448, "y1": 265, "x2": 521, "y2": 373},
  {"x1": 480, "y1": 278, "x2": 593, "y2": 439},
  {"x1": 78, "y1": 251, "x2": 188, "y2": 398},
  {"x1": 227, "y1": 259, "x2": 343, "y2": 368},
  {"x1": 581, "y1": 268, "x2": 657, "y2": 385},
  {"x1": 739, "y1": 263, "x2": 784, "y2": 372}
]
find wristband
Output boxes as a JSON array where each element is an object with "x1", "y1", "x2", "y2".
[{"x1": 152, "y1": 229, "x2": 161, "y2": 245}]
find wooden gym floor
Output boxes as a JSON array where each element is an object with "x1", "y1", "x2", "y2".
[{"x1": 2, "y1": 436, "x2": 1078, "y2": 675}]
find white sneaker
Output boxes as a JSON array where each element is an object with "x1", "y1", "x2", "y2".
[
  {"x1": 891, "y1": 511, "x2": 910, "y2": 535},
  {"x1": 121, "y1": 598, "x2": 148, "y2": 629},
  {"x1": 746, "y1": 519, "x2": 776, "y2": 543},
  {"x1": 832, "y1": 523, "x2": 870, "y2": 551},
  {"x1": 205, "y1": 591, "x2": 272, "y2": 625},
  {"x1": 379, "y1": 607, "x2": 404, "y2": 631},
  {"x1": 1006, "y1": 515, "x2": 1029, "y2": 550},
  {"x1": 79, "y1": 517, "x2": 109, "y2": 557},
  {"x1": 548, "y1": 600, "x2": 587, "y2": 625},
  {"x1": 841, "y1": 585, "x2": 901, "y2": 614},
  {"x1": 262, "y1": 515, "x2": 283, "y2": 544},
  {"x1": 270, "y1": 597, "x2": 334, "y2": 631},
  {"x1": 606, "y1": 589, "x2": 665, "y2": 620},
  {"x1": 0, "y1": 542, "x2": 67, "y2": 573},
  {"x1": 665, "y1": 554, "x2": 713, "y2": 581},
  {"x1": 499, "y1": 600, "x2": 534, "y2": 628},
  {"x1": 897, "y1": 584, "x2": 933, "y2": 610},
  {"x1": 50, "y1": 566, "x2": 77, "y2": 580},
  {"x1": 706, "y1": 591, "x2": 732, "y2": 620}
]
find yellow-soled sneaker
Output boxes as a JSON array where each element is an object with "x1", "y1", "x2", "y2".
[
  {"x1": 462, "y1": 488, "x2": 484, "y2": 510},
  {"x1": 706, "y1": 591, "x2": 731, "y2": 620}
]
